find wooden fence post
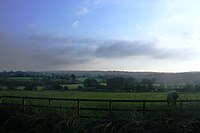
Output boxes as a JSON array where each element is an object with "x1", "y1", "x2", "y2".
[
  {"x1": 180, "y1": 100, "x2": 183, "y2": 108},
  {"x1": 0, "y1": 96, "x2": 2, "y2": 105},
  {"x1": 77, "y1": 99, "x2": 80, "y2": 117},
  {"x1": 22, "y1": 97, "x2": 25, "y2": 110},
  {"x1": 143, "y1": 100, "x2": 146, "y2": 117},
  {"x1": 109, "y1": 99, "x2": 112, "y2": 120},
  {"x1": 48, "y1": 99, "x2": 51, "y2": 108}
]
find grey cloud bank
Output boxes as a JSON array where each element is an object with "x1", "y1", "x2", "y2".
[
  {"x1": 0, "y1": 33, "x2": 180, "y2": 71},
  {"x1": 94, "y1": 40, "x2": 170, "y2": 59}
]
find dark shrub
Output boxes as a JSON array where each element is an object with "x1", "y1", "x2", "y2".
[{"x1": 77, "y1": 85, "x2": 83, "y2": 90}]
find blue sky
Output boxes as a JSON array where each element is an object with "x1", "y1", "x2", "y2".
[{"x1": 1, "y1": 0, "x2": 200, "y2": 72}]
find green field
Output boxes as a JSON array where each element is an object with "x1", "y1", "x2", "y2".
[
  {"x1": 1, "y1": 90, "x2": 200, "y2": 118},
  {"x1": 77, "y1": 77, "x2": 106, "y2": 83},
  {"x1": 61, "y1": 84, "x2": 83, "y2": 89},
  {"x1": 0, "y1": 77, "x2": 32, "y2": 81},
  {"x1": 1, "y1": 90, "x2": 200, "y2": 100}
]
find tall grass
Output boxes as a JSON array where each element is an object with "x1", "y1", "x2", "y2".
[
  {"x1": 0, "y1": 106, "x2": 84, "y2": 133},
  {"x1": 1, "y1": 105, "x2": 200, "y2": 133}
]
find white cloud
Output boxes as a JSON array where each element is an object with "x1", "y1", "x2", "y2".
[
  {"x1": 139, "y1": 0, "x2": 200, "y2": 52},
  {"x1": 93, "y1": 0, "x2": 102, "y2": 5},
  {"x1": 72, "y1": 21, "x2": 80, "y2": 28},
  {"x1": 75, "y1": 7, "x2": 90, "y2": 16},
  {"x1": 74, "y1": 0, "x2": 102, "y2": 16}
]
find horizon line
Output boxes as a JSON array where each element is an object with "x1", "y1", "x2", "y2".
[{"x1": 1, "y1": 69, "x2": 200, "y2": 74}]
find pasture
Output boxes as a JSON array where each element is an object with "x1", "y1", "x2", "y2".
[
  {"x1": 1, "y1": 90, "x2": 200, "y2": 132},
  {"x1": 1, "y1": 90, "x2": 200, "y2": 115},
  {"x1": 0, "y1": 77, "x2": 32, "y2": 81},
  {"x1": 77, "y1": 77, "x2": 106, "y2": 83},
  {"x1": 61, "y1": 84, "x2": 83, "y2": 89},
  {"x1": 0, "y1": 90, "x2": 200, "y2": 100}
]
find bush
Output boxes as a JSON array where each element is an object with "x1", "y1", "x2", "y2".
[
  {"x1": 45, "y1": 84, "x2": 63, "y2": 91},
  {"x1": 64, "y1": 86, "x2": 69, "y2": 90},
  {"x1": 77, "y1": 85, "x2": 83, "y2": 90},
  {"x1": 7, "y1": 83, "x2": 16, "y2": 90},
  {"x1": 24, "y1": 84, "x2": 37, "y2": 91},
  {"x1": 83, "y1": 78, "x2": 99, "y2": 88}
]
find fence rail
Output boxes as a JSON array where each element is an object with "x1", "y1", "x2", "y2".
[{"x1": 1, "y1": 96, "x2": 200, "y2": 119}]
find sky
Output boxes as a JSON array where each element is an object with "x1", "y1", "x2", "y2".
[{"x1": 1, "y1": 0, "x2": 200, "y2": 72}]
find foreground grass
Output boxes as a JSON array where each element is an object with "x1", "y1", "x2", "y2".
[
  {"x1": 1, "y1": 90, "x2": 200, "y2": 132},
  {"x1": 1, "y1": 105, "x2": 200, "y2": 133}
]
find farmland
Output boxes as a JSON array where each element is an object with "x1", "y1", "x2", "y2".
[
  {"x1": 1, "y1": 90, "x2": 200, "y2": 113},
  {"x1": 1, "y1": 90, "x2": 200, "y2": 132},
  {"x1": 1, "y1": 71, "x2": 200, "y2": 132},
  {"x1": 1, "y1": 90, "x2": 200, "y2": 100}
]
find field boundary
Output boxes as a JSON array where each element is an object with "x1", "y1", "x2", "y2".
[{"x1": 1, "y1": 96, "x2": 200, "y2": 119}]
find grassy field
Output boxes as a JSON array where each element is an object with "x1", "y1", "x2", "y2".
[
  {"x1": 61, "y1": 84, "x2": 83, "y2": 89},
  {"x1": 1, "y1": 90, "x2": 200, "y2": 109},
  {"x1": 77, "y1": 77, "x2": 106, "y2": 83},
  {"x1": 0, "y1": 77, "x2": 32, "y2": 81},
  {"x1": 1, "y1": 90, "x2": 200, "y2": 100},
  {"x1": 1, "y1": 90, "x2": 200, "y2": 121}
]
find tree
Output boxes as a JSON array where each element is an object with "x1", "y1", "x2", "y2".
[
  {"x1": 24, "y1": 84, "x2": 37, "y2": 91},
  {"x1": 70, "y1": 74, "x2": 76, "y2": 83},
  {"x1": 107, "y1": 77, "x2": 125, "y2": 89},
  {"x1": 183, "y1": 84, "x2": 194, "y2": 92},
  {"x1": 124, "y1": 77, "x2": 137, "y2": 90},
  {"x1": 195, "y1": 84, "x2": 200, "y2": 92},
  {"x1": 45, "y1": 83, "x2": 63, "y2": 91},
  {"x1": 64, "y1": 86, "x2": 69, "y2": 90},
  {"x1": 140, "y1": 78, "x2": 155, "y2": 92},
  {"x1": 157, "y1": 84, "x2": 166, "y2": 92},
  {"x1": 83, "y1": 78, "x2": 99, "y2": 88},
  {"x1": 7, "y1": 83, "x2": 16, "y2": 90},
  {"x1": 77, "y1": 85, "x2": 83, "y2": 90}
]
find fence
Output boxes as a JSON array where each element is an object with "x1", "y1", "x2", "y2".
[{"x1": 1, "y1": 96, "x2": 200, "y2": 119}]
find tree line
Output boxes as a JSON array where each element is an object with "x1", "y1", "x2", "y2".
[
  {"x1": 1, "y1": 73, "x2": 200, "y2": 92},
  {"x1": 82, "y1": 77, "x2": 155, "y2": 92},
  {"x1": 82, "y1": 77, "x2": 200, "y2": 92},
  {"x1": 0, "y1": 75, "x2": 78, "y2": 91}
]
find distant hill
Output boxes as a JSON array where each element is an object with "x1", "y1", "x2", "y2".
[
  {"x1": 1, "y1": 70, "x2": 200, "y2": 85},
  {"x1": 49, "y1": 71, "x2": 200, "y2": 85}
]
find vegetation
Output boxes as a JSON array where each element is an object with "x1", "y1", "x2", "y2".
[
  {"x1": 1, "y1": 90, "x2": 200, "y2": 100},
  {"x1": 1, "y1": 71, "x2": 200, "y2": 132},
  {"x1": 0, "y1": 106, "x2": 83, "y2": 133},
  {"x1": 83, "y1": 78, "x2": 99, "y2": 88},
  {"x1": 1, "y1": 71, "x2": 200, "y2": 92},
  {"x1": 1, "y1": 101, "x2": 200, "y2": 132}
]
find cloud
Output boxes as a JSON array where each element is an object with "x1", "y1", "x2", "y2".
[
  {"x1": 0, "y1": 33, "x2": 94, "y2": 70},
  {"x1": 28, "y1": 35, "x2": 177, "y2": 59},
  {"x1": 75, "y1": 7, "x2": 90, "y2": 16},
  {"x1": 72, "y1": 20, "x2": 80, "y2": 28},
  {"x1": 93, "y1": 0, "x2": 102, "y2": 5},
  {"x1": 95, "y1": 40, "x2": 155, "y2": 58},
  {"x1": 74, "y1": 0, "x2": 102, "y2": 16},
  {"x1": 94, "y1": 40, "x2": 179, "y2": 59},
  {"x1": 141, "y1": 0, "x2": 200, "y2": 50},
  {"x1": 0, "y1": 33, "x2": 189, "y2": 71}
]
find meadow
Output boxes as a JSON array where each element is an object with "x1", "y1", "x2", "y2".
[
  {"x1": 0, "y1": 90, "x2": 199, "y2": 100},
  {"x1": 1, "y1": 90, "x2": 200, "y2": 113},
  {"x1": 0, "y1": 76, "x2": 32, "y2": 81},
  {"x1": 61, "y1": 84, "x2": 83, "y2": 89},
  {"x1": 1, "y1": 90, "x2": 200, "y2": 132}
]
